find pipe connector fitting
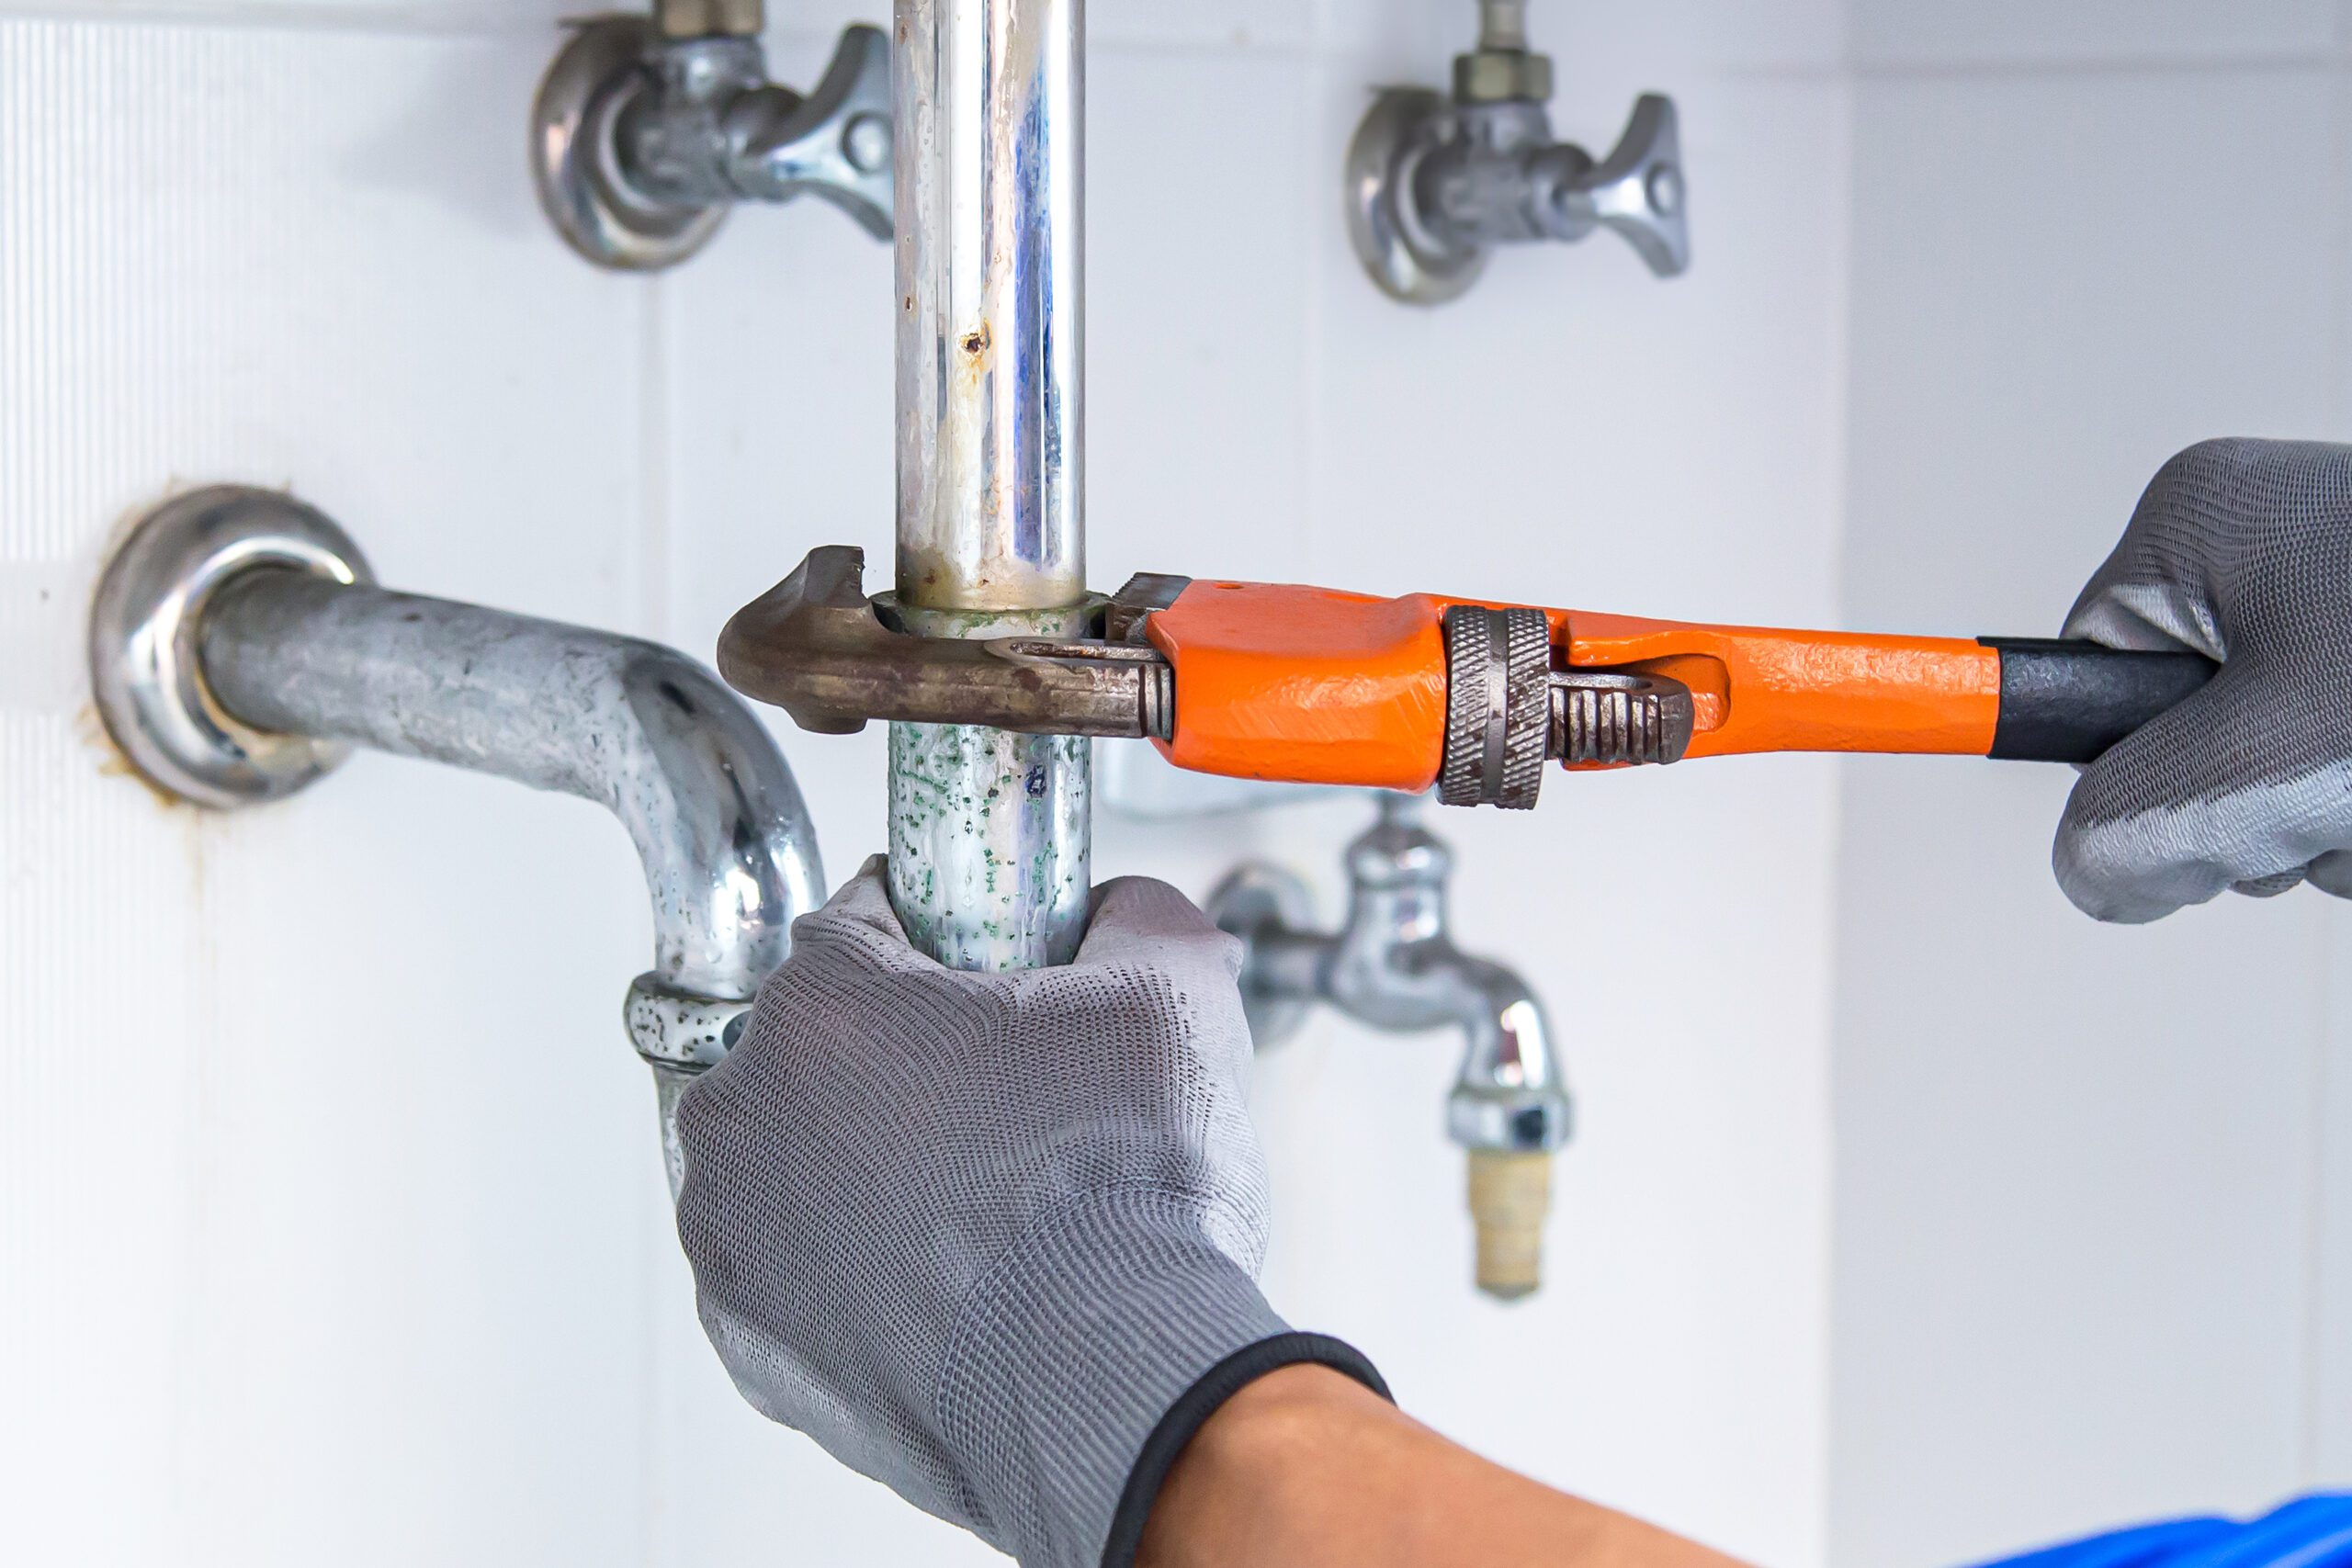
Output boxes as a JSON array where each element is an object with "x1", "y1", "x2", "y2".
[
  {"x1": 1454, "y1": 48, "x2": 1553, "y2": 106},
  {"x1": 657, "y1": 0, "x2": 763, "y2": 38},
  {"x1": 626, "y1": 975, "x2": 752, "y2": 1077},
  {"x1": 1449, "y1": 1080, "x2": 1572, "y2": 1154},
  {"x1": 1456, "y1": 0, "x2": 1553, "y2": 103}
]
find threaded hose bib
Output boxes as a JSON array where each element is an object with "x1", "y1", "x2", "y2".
[{"x1": 1467, "y1": 1148, "x2": 1554, "y2": 1301}]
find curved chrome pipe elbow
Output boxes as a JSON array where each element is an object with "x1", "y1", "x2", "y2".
[
  {"x1": 90, "y1": 488, "x2": 826, "y2": 1191},
  {"x1": 198, "y1": 570, "x2": 822, "y2": 1006}
]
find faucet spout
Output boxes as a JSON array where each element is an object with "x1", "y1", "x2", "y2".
[
  {"x1": 1328, "y1": 796, "x2": 1571, "y2": 1150},
  {"x1": 1211, "y1": 793, "x2": 1571, "y2": 1298}
]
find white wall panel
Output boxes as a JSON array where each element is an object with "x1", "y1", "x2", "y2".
[
  {"x1": 0, "y1": 14, "x2": 658, "y2": 1565},
  {"x1": 7, "y1": 2, "x2": 1849, "y2": 1565},
  {"x1": 0, "y1": 712, "x2": 205, "y2": 1567},
  {"x1": 1850, "y1": 0, "x2": 2339, "y2": 69},
  {"x1": 2317, "y1": 907, "x2": 2352, "y2": 1478},
  {"x1": 1830, "y1": 61, "x2": 2348, "y2": 1568}
]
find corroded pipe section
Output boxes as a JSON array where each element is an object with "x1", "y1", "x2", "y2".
[
  {"x1": 88, "y1": 487, "x2": 825, "y2": 1196},
  {"x1": 203, "y1": 570, "x2": 823, "y2": 1004},
  {"x1": 889, "y1": 0, "x2": 1091, "y2": 969},
  {"x1": 200, "y1": 569, "x2": 828, "y2": 1186}
]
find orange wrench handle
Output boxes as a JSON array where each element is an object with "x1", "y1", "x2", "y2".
[
  {"x1": 1555, "y1": 610, "x2": 2002, "y2": 762},
  {"x1": 1146, "y1": 581, "x2": 2009, "y2": 790}
]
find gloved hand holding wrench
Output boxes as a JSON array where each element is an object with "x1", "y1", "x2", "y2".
[
  {"x1": 675, "y1": 439, "x2": 2352, "y2": 1568},
  {"x1": 721, "y1": 453, "x2": 2238, "y2": 835},
  {"x1": 2056, "y1": 437, "x2": 2352, "y2": 921}
]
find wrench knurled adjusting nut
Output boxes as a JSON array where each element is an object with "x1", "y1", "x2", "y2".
[
  {"x1": 1441, "y1": 605, "x2": 1552, "y2": 809},
  {"x1": 1498, "y1": 609, "x2": 1550, "y2": 809},
  {"x1": 1440, "y1": 607, "x2": 1493, "y2": 807}
]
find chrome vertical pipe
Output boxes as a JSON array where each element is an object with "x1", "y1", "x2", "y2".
[
  {"x1": 894, "y1": 0, "x2": 1084, "y2": 612},
  {"x1": 889, "y1": 0, "x2": 1091, "y2": 970}
]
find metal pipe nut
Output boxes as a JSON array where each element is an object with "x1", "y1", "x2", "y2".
[
  {"x1": 658, "y1": 0, "x2": 764, "y2": 38},
  {"x1": 1454, "y1": 49, "x2": 1555, "y2": 105}
]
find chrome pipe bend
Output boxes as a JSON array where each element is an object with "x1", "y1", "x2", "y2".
[
  {"x1": 198, "y1": 569, "x2": 823, "y2": 1005},
  {"x1": 90, "y1": 487, "x2": 827, "y2": 1193}
]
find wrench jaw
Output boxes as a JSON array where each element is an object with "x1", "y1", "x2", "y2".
[
  {"x1": 717, "y1": 546, "x2": 1173, "y2": 740},
  {"x1": 722, "y1": 547, "x2": 1695, "y2": 810}
]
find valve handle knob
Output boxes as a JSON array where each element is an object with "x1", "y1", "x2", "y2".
[{"x1": 1542, "y1": 93, "x2": 1690, "y2": 277}]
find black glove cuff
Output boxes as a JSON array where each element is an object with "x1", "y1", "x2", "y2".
[{"x1": 1100, "y1": 1331, "x2": 1391, "y2": 1568}]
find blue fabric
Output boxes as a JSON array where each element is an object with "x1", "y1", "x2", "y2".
[{"x1": 1975, "y1": 1497, "x2": 2352, "y2": 1568}]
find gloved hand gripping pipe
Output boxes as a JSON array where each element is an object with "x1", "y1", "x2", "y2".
[{"x1": 89, "y1": 488, "x2": 827, "y2": 1188}]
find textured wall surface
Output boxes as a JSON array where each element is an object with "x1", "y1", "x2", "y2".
[
  {"x1": 1831, "y1": 4, "x2": 2352, "y2": 1564},
  {"x1": 0, "y1": 2, "x2": 1848, "y2": 1564}
]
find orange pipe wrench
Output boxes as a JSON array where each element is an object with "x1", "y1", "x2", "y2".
[{"x1": 719, "y1": 548, "x2": 2218, "y2": 810}]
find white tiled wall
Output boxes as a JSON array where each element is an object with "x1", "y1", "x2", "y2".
[
  {"x1": 18, "y1": 4, "x2": 2339, "y2": 1567},
  {"x1": 1, "y1": 3, "x2": 1849, "y2": 1564},
  {"x1": 1830, "y1": 8, "x2": 2352, "y2": 1566}
]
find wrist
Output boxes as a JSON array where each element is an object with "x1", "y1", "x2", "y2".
[{"x1": 1138, "y1": 1367, "x2": 1750, "y2": 1568}]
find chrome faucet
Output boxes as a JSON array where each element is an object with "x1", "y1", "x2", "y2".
[
  {"x1": 1345, "y1": 0, "x2": 1689, "y2": 304},
  {"x1": 1209, "y1": 793, "x2": 1571, "y2": 1299},
  {"x1": 531, "y1": 2, "x2": 894, "y2": 272}
]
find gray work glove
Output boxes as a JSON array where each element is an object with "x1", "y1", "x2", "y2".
[
  {"x1": 673, "y1": 859, "x2": 1383, "y2": 1568},
  {"x1": 2058, "y1": 437, "x2": 2352, "y2": 922}
]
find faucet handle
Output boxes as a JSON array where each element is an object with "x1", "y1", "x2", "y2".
[
  {"x1": 734, "y1": 23, "x2": 896, "y2": 241},
  {"x1": 1347, "y1": 73, "x2": 1692, "y2": 303},
  {"x1": 1543, "y1": 93, "x2": 1690, "y2": 277}
]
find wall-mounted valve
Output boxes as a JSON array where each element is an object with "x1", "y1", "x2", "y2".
[
  {"x1": 1209, "y1": 794, "x2": 1573, "y2": 1300},
  {"x1": 1347, "y1": 0, "x2": 1690, "y2": 304},
  {"x1": 532, "y1": 1, "x2": 892, "y2": 272}
]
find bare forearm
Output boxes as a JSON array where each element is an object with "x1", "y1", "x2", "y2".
[{"x1": 1138, "y1": 1366, "x2": 1749, "y2": 1568}]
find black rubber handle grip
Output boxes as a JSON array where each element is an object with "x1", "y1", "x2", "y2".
[{"x1": 1981, "y1": 637, "x2": 2220, "y2": 763}]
